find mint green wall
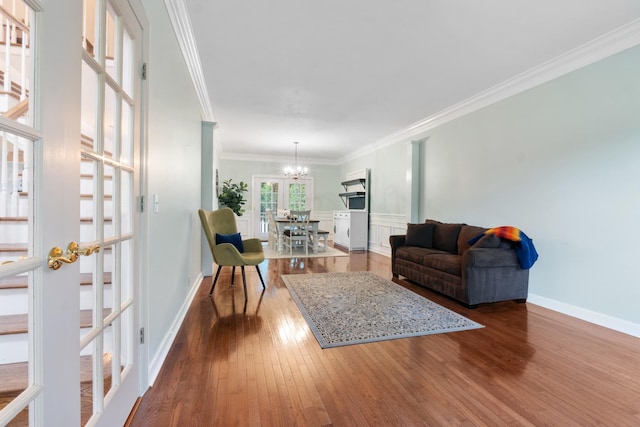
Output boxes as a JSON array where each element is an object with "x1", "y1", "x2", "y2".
[
  {"x1": 219, "y1": 46, "x2": 640, "y2": 326},
  {"x1": 219, "y1": 159, "x2": 343, "y2": 212},
  {"x1": 336, "y1": 45, "x2": 640, "y2": 326},
  {"x1": 339, "y1": 142, "x2": 407, "y2": 214},
  {"x1": 144, "y1": 0, "x2": 204, "y2": 369},
  {"x1": 414, "y1": 46, "x2": 640, "y2": 323}
]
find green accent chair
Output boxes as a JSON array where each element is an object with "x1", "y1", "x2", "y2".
[{"x1": 198, "y1": 208, "x2": 266, "y2": 299}]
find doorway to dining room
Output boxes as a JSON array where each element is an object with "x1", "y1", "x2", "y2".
[{"x1": 252, "y1": 176, "x2": 314, "y2": 240}]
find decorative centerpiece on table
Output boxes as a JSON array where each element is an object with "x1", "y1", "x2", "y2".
[{"x1": 218, "y1": 179, "x2": 248, "y2": 216}]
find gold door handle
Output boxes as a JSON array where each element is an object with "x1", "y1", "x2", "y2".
[
  {"x1": 48, "y1": 242, "x2": 101, "y2": 270},
  {"x1": 72, "y1": 242, "x2": 100, "y2": 257}
]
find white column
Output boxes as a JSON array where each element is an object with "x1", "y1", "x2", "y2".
[
  {"x1": 200, "y1": 121, "x2": 217, "y2": 276},
  {"x1": 406, "y1": 138, "x2": 426, "y2": 224}
]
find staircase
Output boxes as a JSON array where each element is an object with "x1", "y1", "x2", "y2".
[{"x1": 0, "y1": 149, "x2": 116, "y2": 407}]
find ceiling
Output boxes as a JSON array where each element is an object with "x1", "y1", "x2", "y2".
[{"x1": 183, "y1": 1, "x2": 640, "y2": 164}]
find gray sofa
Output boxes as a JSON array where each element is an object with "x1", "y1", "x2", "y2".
[{"x1": 390, "y1": 220, "x2": 529, "y2": 307}]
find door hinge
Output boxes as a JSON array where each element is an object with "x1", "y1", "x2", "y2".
[
  {"x1": 138, "y1": 195, "x2": 145, "y2": 213},
  {"x1": 139, "y1": 327, "x2": 145, "y2": 344},
  {"x1": 141, "y1": 62, "x2": 147, "y2": 80}
]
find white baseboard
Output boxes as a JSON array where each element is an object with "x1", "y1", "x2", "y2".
[
  {"x1": 528, "y1": 293, "x2": 640, "y2": 338},
  {"x1": 148, "y1": 272, "x2": 204, "y2": 385},
  {"x1": 367, "y1": 243, "x2": 391, "y2": 257}
]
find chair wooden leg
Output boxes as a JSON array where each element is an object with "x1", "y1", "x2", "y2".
[
  {"x1": 231, "y1": 266, "x2": 236, "y2": 285},
  {"x1": 255, "y1": 266, "x2": 266, "y2": 289},
  {"x1": 210, "y1": 265, "x2": 222, "y2": 295},
  {"x1": 240, "y1": 266, "x2": 248, "y2": 301}
]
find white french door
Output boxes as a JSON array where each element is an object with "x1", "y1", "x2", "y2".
[
  {"x1": 0, "y1": 1, "x2": 144, "y2": 426},
  {"x1": 252, "y1": 176, "x2": 313, "y2": 240},
  {"x1": 77, "y1": 1, "x2": 143, "y2": 425}
]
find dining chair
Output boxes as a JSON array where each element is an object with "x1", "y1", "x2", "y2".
[
  {"x1": 198, "y1": 207, "x2": 266, "y2": 300},
  {"x1": 283, "y1": 210, "x2": 311, "y2": 255}
]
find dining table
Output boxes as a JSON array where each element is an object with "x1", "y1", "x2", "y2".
[{"x1": 275, "y1": 217, "x2": 321, "y2": 254}]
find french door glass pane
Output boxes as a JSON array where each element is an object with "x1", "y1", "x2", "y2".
[
  {"x1": 120, "y1": 306, "x2": 133, "y2": 371},
  {"x1": 104, "y1": 332, "x2": 115, "y2": 394},
  {"x1": 121, "y1": 100, "x2": 132, "y2": 165},
  {"x1": 81, "y1": 62, "x2": 98, "y2": 150},
  {"x1": 103, "y1": 244, "x2": 113, "y2": 323},
  {"x1": 80, "y1": 157, "x2": 97, "y2": 242},
  {"x1": 0, "y1": 0, "x2": 32, "y2": 127},
  {"x1": 120, "y1": 170, "x2": 132, "y2": 234},
  {"x1": 259, "y1": 182, "x2": 279, "y2": 234},
  {"x1": 82, "y1": 0, "x2": 97, "y2": 56},
  {"x1": 120, "y1": 239, "x2": 131, "y2": 305},
  {"x1": 80, "y1": 352, "x2": 95, "y2": 426},
  {"x1": 104, "y1": 164, "x2": 115, "y2": 239},
  {"x1": 104, "y1": 84, "x2": 116, "y2": 159},
  {"x1": 288, "y1": 183, "x2": 307, "y2": 210},
  {"x1": 0, "y1": 272, "x2": 30, "y2": 423},
  {"x1": 105, "y1": 6, "x2": 116, "y2": 81},
  {"x1": 122, "y1": 28, "x2": 133, "y2": 97}
]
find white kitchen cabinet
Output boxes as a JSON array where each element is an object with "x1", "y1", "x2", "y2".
[{"x1": 333, "y1": 210, "x2": 368, "y2": 251}]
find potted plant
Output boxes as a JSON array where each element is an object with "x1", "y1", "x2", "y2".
[{"x1": 218, "y1": 179, "x2": 248, "y2": 216}]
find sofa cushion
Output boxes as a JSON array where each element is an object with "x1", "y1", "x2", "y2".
[
  {"x1": 432, "y1": 222, "x2": 463, "y2": 254},
  {"x1": 422, "y1": 253, "x2": 462, "y2": 276},
  {"x1": 457, "y1": 225, "x2": 487, "y2": 255},
  {"x1": 396, "y1": 246, "x2": 446, "y2": 264},
  {"x1": 405, "y1": 223, "x2": 434, "y2": 248}
]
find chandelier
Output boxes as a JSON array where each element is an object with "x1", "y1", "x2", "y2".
[{"x1": 283, "y1": 141, "x2": 309, "y2": 179}]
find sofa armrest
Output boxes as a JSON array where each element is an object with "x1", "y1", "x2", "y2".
[
  {"x1": 389, "y1": 234, "x2": 406, "y2": 250},
  {"x1": 389, "y1": 235, "x2": 406, "y2": 277},
  {"x1": 463, "y1": 247, "x2": 520, "y2": 268},
  {"x1": 461, "y1": 247, "x2": 529, "y2": 305}
]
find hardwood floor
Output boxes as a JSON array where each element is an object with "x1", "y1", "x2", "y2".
[{"x1": 128, "y1": 251, "x2": 640, "y2": 426}]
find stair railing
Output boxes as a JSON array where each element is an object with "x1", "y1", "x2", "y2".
[
  {"x1": 0, "y1": 1, "x2": 30, "y2": 110},
  {"x1": 0, "y1": 130, "x2": 26, "y2": 217}
]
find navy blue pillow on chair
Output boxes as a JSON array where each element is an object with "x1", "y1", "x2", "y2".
[{"x1": 215, "y1": 232, "x2": 244, "y2": 253}]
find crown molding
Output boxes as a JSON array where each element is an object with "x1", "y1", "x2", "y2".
[
  {"x1": 220, "y1": 151, "x2": 338, "y2": 166},
  {"x1": 164, "y1": 0, "x2": 215, "y2": 122},
  {"x1": 339, "y1": 18, "x2": 640, "y2": 164}
]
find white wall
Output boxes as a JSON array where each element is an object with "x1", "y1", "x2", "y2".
[{"x1": 143, "y1": 0, "x2": 204, "y2": 377}]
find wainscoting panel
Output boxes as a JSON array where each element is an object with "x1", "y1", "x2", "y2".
[
  {"x1": 311, "y1": 211, "x2": 335, "y2": 237},
  {"x1": 236, "y1": 216, "x2": 250, "y2": 237},
  {"x1": 368, "y1": 213, "x2": 406, "y2": 257}
]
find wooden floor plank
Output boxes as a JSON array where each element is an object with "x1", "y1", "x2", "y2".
[{"x1": 128, "y1": 249, "x2": 640, "y2": 426}]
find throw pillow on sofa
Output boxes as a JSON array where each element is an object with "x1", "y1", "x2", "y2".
[
  {"x1": 431, "y1": 222, "x2": 464, "y2": 254},
  {"x1": 457, "y1": 225, "x2": 487, "y2": 254},
  {"x1": 405, "y1": 223, "x2": 434, "y2": 248}
]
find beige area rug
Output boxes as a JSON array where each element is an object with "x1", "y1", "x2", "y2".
[
  {"x1": 282, "y1": 272, "x2": 484, "y2": 348},
  {"x1": 263, "y1": 244, "x2": 349, "y2": 259}
]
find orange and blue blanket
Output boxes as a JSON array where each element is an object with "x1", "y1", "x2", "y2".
[{"x1": 469, "y1": 226, "x2": 538, "y2": 269}]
